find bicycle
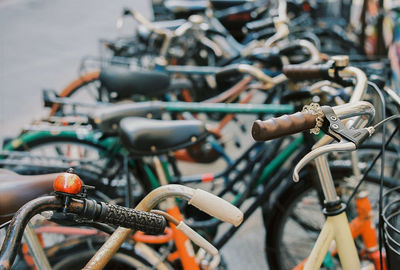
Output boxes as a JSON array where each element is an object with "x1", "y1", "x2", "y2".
[
  {"x1": 251, "y1": 60, "x2": 400, "y2": 268},
  {"x1": 0, "y1": 169, "x2": 243, "y2": 270},
  {"x1": 5, "y1": 58, "x2": 399, "y2": 269},
  {"x1": 49, "y1": 0, "x2": 320, "y2": 116}
]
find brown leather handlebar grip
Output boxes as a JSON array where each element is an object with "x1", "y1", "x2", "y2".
[
  {"x1": 252, "y1": 112, "x2": 318, "y2": 141},
  {"x1": 283, "y1": 64, "x2": 329, "y2": 80}
]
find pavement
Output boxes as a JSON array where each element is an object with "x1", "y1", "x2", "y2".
[
  {"x1": 0, "y1": 0, "x2": 152, "y2": 138},
  {"x1": 0, "y1": 0, "x2": 268, "y2": 269}
]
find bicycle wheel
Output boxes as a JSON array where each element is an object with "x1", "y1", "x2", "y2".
[
  {"x1": 47, "y1": 237, "x2": 171, "y2": 270},
  {"x1": 50, "y1": 71, "x2": 104, "y2": 116},
  {"x1": 5, "y1": 135, "x2": 144, "y2": 202},
  {"x1": 264, "y1": 165, "x2": 399, "y2": 270}
]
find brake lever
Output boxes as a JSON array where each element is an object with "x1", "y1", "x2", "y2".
[
  {"x1": 293, "y1": 141, "x2": 356, "y2": 182},
  {"x1": 320, "y1": 105, "x2": 371, "y2": 146},
  {"x1": 293, "y1": 106, "x2": 375, "y2": 182}
]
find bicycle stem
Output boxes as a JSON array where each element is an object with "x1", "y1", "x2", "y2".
[{"x1": 311, "y1": 63, "x2": 370, "y2": 204}]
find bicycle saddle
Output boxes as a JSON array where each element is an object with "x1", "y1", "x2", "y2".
[
  {"x1": 99, "y1": 66, "x2": 170, "y2": 99},
  {"x1": 0, "y1": 169, "x2": 58, "y2": 224},
  {"x1": 119, "y1": 117, "x2": 208, "y2": 155},
  {"x1": 89, "y1": 101, "x2": 164, "y2": 134}
]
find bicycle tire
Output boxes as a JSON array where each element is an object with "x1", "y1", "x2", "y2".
[
  {"x1": 50, "y1": 71, "x2": 101, "y2": 116},
  {"x1": 264, "y1": 165, "x2": 398, "y2": 270},
  {"x1": 47, "y1": 237, "x2": 172, "y2": 270},
  {"x1": 5, "y1": 135, "x2": 144, "y2": 201},
  {"x1": 50, "y1": 47, "x2": 162, "y2": 116}
]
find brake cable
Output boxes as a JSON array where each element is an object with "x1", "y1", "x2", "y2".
[{"x1": 342, "y1": 81, "x2": 389, "y2": 269}]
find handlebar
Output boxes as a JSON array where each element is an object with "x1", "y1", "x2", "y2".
[
  {"x1": 0, "y1": 196, "x2": 81, "y2": 270},
  {"x1": 283, "y1": 56, "x2": 368, "y2": 104},
  {"x1": 2, "y1": 182, "x2": 242, "y2": 270},
  {"x1": 82, "y1": 199, "x2": 166, "y2": 235},
  {"x1": 252, "y1": 112, "x2": 318, "y2": 141},
  {"x1": 252, "y1": 101, "x2": 375, "y2": 142},
  {"x1": 283, "y1": 64, "x2": 331, "y2": 80},
  {"x1": 0, "y1": 195, "x2": 169, "y2": 269},
  {"x1": 216, "y1": 39, "x2": 321, "y2": 86},
  {"x1": 188, "y1": 188, "x2": 243, "y2": 226},
  {"x1": 85, "y1": 184, "x2": 243, "y2": 269},
  {"x1": 124, "y1": 8, "x2": 166, "y2": 36},
  {"x1": 122, "y1": 8, "x2": 198, "y2": 58},
  {"x1": 123, "y1": 7, "x2": 194, "y2": 38}
]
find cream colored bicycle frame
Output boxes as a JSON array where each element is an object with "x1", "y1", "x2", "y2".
[
  {"x1": 303, "y1": 65, "x2": 370, "y2": 269},
  {"x1": 305, "y1": 211, "x2": 359, "y2": 270},
  {"x1": 304, "y1": 157, "x2": 360, "y2": 270}
]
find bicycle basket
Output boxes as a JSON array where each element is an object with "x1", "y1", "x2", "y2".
[{"x1": 383, "y1": 186, "x2": 400, "y2": 269}]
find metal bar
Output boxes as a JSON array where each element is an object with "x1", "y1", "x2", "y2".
[
  {"x1": 165, "y1": 65, "x2": 221, "y2": 75},
  {"x1": 0, "y1": 196, "x2": 84, "y2": 269},
  {"x1": 257, "y1": 135, "x2": 303, "y2": 186},
  {"x1": 23, "y1": 223, "x2": 52, "y2": 270},
  {"x1": 315, "y1": 155, "x2": 339, "y2": 203},
  {"x1": 83, "y1": 185, "x2": 195, "y2": 269},
  {"x1": 164, "y1": 102, "x2": 294, "y2": 114}
]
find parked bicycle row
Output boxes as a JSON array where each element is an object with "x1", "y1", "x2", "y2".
[{"x1": 1, "y1": 0, "x2": 400, "y2": 269}]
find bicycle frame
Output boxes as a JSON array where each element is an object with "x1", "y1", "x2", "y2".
[
  {"x1": 5, "y1": 82, "x2": 380, "y2": 269},
  {"x1": 6, "y1": 98, "x2": 383, "y2": 269},
  {"x1": 291, "y1": 95, "x2": 377, "y2": 269},
  {"x1": 1, "y1": 105, "x2": 315, "y2": 265},
  {"x1": 306, "y1": 211, "x2": 359, "y2": 269}
]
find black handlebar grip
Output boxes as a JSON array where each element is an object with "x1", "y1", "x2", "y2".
[
  {"x1": 283, "y1": 64, "x2": 329, "y2": 80},
  {"x1": 251, "y1": 112, "x2": 318, "y2": 141},
  {"x1": 82, "y1": 200, "x2": 167, "y2": 235}
]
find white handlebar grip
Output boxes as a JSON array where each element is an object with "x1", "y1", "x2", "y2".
[
  {"x1": 188, "y1": 189, "x2": 243, "y2": 227},
  {"x1": 176, "y1": 222, "x2": 218, "y2": 256}
]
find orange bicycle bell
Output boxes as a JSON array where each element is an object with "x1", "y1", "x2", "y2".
[{"x1": 53, "y1": 168, "x2": 83, "y2": 195}]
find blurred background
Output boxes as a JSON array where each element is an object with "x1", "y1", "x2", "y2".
[
  {"x1": 1, "y1": 0, "x2": 399, "y2": 269},
  {"x1": 0, "y1": 1, "x2": 268, "y2": 268},
  {"x1": 0, "y1": 0, "x2": 151, "y2": 138}
]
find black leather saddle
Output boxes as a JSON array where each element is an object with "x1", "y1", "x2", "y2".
[
  {"x1": 99, "y1": 66, "x2": 170, "y2": 99},
  {"x1": 119, "y1": 117, "x2": 208, "y2": 155},
  {"x1": 0, "y1": 169, "x2": 58, "y2": 224},
  {"x1": 89, "y1": 101, "x2": 164, "y2": 134}
]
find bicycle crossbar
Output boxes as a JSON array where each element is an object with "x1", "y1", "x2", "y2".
[
  {"x1": 164, "y1": 65, "x2": 221, "y2": 74},
  {"x1": 163, "y1": 102, "x2": 294, "y2": 114},
  {"x1": 42, "y1": 89, "x2": 295, "y2": 114}
]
